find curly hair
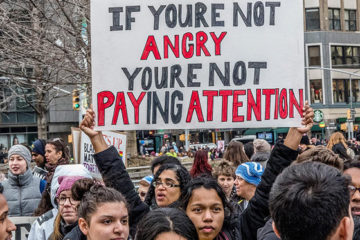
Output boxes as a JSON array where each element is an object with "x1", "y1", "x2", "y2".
[
  {"x1": 224, "y1": 141, "x2": 249, "y2": 166},
  {"x1": 294, "y1": 146, "x2": 344, "y2": 172},
  {"x1": 144, "y1": 164, "x2": 190, "y2": 207},
  {"x1": 46, "y1": 138, "x2": 70, "y2": 160},
  {"x1": 190, "y1": 150, "x2": 212, "y2": 178},
  {"x1": 212, "y1": 160, "x2": 235, "y2": 179}
]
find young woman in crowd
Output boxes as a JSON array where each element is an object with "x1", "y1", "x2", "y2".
[
  {"x1": 327, "y1": 132, "x2": 352, "y2": 162},
  {"x1": 135, "y1": 208, "x2": 198, "y2": 240},
  {"x1": 35, "y1": 138, "x2": 70, "y2": 216},
  {"x1": 190, "y1": 149, "x2": 212, "y2": 178},
  {"x1": 2, "y1": 144, "x2": 44, "y2": 216},
  {"x1": 49, "y1": 176, "x2": 88, "y2": 240},
  {"x1": 29, "y1": 164, "x2": 93, "y2": 240},
  {"x1": 223, "y1": 141, "x2": 249, "y2": 166},
  {"x1": 212, "y1": 160, "x2": 236, "y2": 200},
  {"x1": 180, "y1": 103, "x2": 314, "y2": 240},
  {"x1": 144, "y1": 164, "x2": 190, "y2": 209},
  {"x1": 64, "y1": 181, "x2": 130, "y2": 240},
  {"x1": 79, "y1": 108, "x2": 190, "y2": 238}
]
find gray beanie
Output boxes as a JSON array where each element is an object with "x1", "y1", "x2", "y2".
[
  {"x1": 253, "y1": 139, "x2": 271, "y2": 153},
  {"x1": 8, "y1": 144, "x2": 32, "y2": 167}
]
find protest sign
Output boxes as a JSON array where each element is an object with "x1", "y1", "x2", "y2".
[
  {"x1": 91, "y1": 0, "x2": 305, "y2": 130},
  {"x1": 10, "y1": 216, "x2": 36, "y2": 240},
  {"x1": 80, "y1": 131, "x2": 127, "y2": 178},
  {"x1": 32, "y1": 166, "x2": 48, "y2": 180},
  {"x1": 71, "y1": 127, "x2": 81, "y2": 163}
]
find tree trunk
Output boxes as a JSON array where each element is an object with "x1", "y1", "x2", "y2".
[{"x1": 37, "y1": 108, "x2": 48, "y2": 139}]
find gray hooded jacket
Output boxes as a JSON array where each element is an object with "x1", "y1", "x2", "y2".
[{"x1": 2, "y1": 168, "x2": 42, "y2": 216}]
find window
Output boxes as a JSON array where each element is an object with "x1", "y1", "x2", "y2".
[
  {"x1": 333, "y1": 79, "x2": 360, "y2": 103},
  {"x1": 308, "y1": 46, "x2": 321, "y2": 66},
  {"x1": 329, "y1": 8, "x2": 341, "y2": 30},
  {"x1": 345, "y1": 10, "x2": 357, "y2": 31},
  {"x1": 305, "y1": 8, "x2": 320, "y2": 31},
  {"x1": 310, "y1": 79, "x2": 323, "y2": 104},
  {"x1": 331, "y1": 46, "x2": 360, "y2": 68}
]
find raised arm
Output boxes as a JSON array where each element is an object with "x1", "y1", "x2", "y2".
[{"x1": 239, "y1": 101, "x2": 314, "y2": 240}]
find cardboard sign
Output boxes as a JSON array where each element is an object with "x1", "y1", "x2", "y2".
[
  {"x1": 10, "y1": 217, "x2": 36, "y2": 240},
  {"x1": 91, "y1": 0, "x2": 305, "y2": 130},
  {"x1": 80, "y1": 131, "x2": 127, "y2": 178},
  {"x1": 32, "y1": 166, "x2": 48, "y2": 180}
]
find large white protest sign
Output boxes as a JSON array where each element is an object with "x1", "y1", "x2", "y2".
[
  {"x1": 91, "y1": 0, "x2": 305, "y2": 130},
  {"x1": 80, "y1": 131, "x2": 127, "y2": 178}
]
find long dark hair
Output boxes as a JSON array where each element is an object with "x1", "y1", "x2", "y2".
[
  {"x1": 190, "y1": 150, "x2": 212, "y2": 178},
  {"x1": 180, "y1": 177, "x2": 232, "y2": 219},
  {"x1": 135, "y1": 208, "x2": 198, "y2": 240},
  {"x1": 144, "y1": 164, "x2": 190, "y2": 207},
  {"x1": 224, "y1": 141, "x2": 249, "y2": 166}
]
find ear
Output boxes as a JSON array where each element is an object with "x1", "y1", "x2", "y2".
[
  {"x1": 56, "y1": 150, "x2": 63, "y2": 159},
  {"x1": 272, "y1": 221, "x2": 281, "y2": 238},
  {"x1": 78, "y1": 218, "x2": 89, "y2": 236},
  {"x1": 334, "y1": 216, "x2": 354, "y2": 240}
]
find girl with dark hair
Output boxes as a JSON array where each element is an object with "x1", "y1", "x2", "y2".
[
  {"x1": 190, "y1": 150, "x2": 212, "y2": 178},
  {"x1": 181, "y1": 104, "x2": 315, "y2": 240},
  {"x1": 135, "y1": 208, "x2": 198, "y2": 240},
  {"x1": 78, "y1": 107, "x2": 190, "y2": 238},
  {"x1": 144, "y1": 164, "x2": 190, "y2": 208},
  {"x1": 35, "y1": 138, "x2": 70, "y2": 216},
  {"x1": 223, "y1": 141, "x2": 249, "y2": 166},
  {"x1": 64, "y1": 179, "x2": 129, "y2": 240}
]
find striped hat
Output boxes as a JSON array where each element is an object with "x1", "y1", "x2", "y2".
[{"x1": 235, "y1": 162, "x2": 264, "y2": 186}]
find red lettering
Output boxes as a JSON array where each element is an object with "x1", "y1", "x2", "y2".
[
  {"x1": 182, "y1": 33, "x2": 194, "y2": 59},
  {"x1": 97, "y1": 91, "x2": 115, "y2": 126},
  {"x1": 289, "y1": 89, "x2": 304, "y2": 118},
  {"x1": 164, "y1": 35, "x2": 179, "y2": 58},
  {"x1": 128, "y1": 92, "x2": 146, "y2": 124},
  {"x1": 140, "y1": 36, "x2": 161, "y2": 60},
  {"x1": 247, "y1": 89, "x2": 262, "y2": 121},
  {"x1": 196, "y1": 31, "x2": 210, "y2": 56},
  {"x1": 112, "y1": 92, "x2": 129, "y2": 125},
  {"x1": 262, "y1": 89, "x2": 275, "y2": 120},
  {"x1": 279, "y1": 89, "x2": 288, "y2": 119},
  {"x1": 233, "y1": 90, "x2": 246, "y2": 122},
  {"x1": 203, "y1": 90, "x2": 218, "y2": 121},
  {"x1": 186, "y1": 91, "x2": 204, "y2": 122},
  {"x1": 210, "y1": 32, "x2": 227, "y2": 55},
  {"x1": 219, "y1": 90, "x2": 232, "y2": 122},
  {"x1": 274, "y1": 88, "x2": 279, "y2": 119}
]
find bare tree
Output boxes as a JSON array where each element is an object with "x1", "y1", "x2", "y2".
[{"x1": 0, "y1": 0, "x2": 91, "y2": 139}]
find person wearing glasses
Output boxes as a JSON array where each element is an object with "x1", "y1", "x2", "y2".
[
  {"x1": 49, "y1": 176, "x2": 85, "y2": 240},
  {"x1": 79, "y1": 107, "x2": 190, "y2": 238}
]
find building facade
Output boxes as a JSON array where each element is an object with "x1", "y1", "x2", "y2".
[{"x1": 304, "y1": 0, "x2": 360, "y2": 139}]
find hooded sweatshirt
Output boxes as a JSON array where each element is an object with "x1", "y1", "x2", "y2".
[{"x1": 28, "y1": 165, "x2": 92, "y2": 240}]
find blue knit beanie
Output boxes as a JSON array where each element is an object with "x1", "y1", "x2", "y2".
[
  {"x1": 235, "y1": 162, "x2": 264, "y2": 186},
  {"x1": 140, "y1": 175, "x2": 153, "y2": 186},
  {"x1": 31, "y1": 139, "x2": 46, "y2": 157}
]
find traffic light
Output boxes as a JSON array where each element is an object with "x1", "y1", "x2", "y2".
[
  {"x1": 347, "y1": 109, "x2": 351, "y2": 120},
  {"x1": 72, "y1": 90, "x2": 80, "y2": 110}
]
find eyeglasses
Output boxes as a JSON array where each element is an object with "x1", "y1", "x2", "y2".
[
  {"x1": 349, "y1": 185, "x2": 360, "y2": 196},
  {"x1": 152, "y1": 181, "x2": 180, "y2": 188},
  {"x1": 57, "y1": 196, "x2": 78, "y2": 206}
]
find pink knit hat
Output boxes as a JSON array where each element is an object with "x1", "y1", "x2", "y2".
[{"x1": 56, "y1": 176, "x2": 85, "y2": 198}]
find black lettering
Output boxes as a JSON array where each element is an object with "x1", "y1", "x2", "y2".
[
  {"x1": 233, "y1": 3, "x2": 252, "y2": 27},
  {"x1": 179, "y1": 5, "x2": 193, "y2": 27},
  {"x1": 126, "y1": 6, "x2": 140, "y2": 30},
  {"x1": 109, "y1": 7, "x2": 123, "y2": 31},
  {"x1": 266, "y1": 2, "x2": 281, "y2": 25},
  {"x1": 148, "y1": 5, "x2": 166, "y2": 30},
  {"x1": 248, "y1": 62, "x2": 267, "y2": 85},
  {"x1": 152, "y1": 91, "x2": 169, "y2": 124},
  {"x1": 211, "y1": 4, "x2": 224, "y2": 27},
  {"x1": 254, "y1": 1, "x2": 264, "y2": 26},
  {"x1": 170, "y1": 64, "x2": 185, "y2": 88},
  {"x1": 187, "y1": 64, "x2": 202, "y2": 87},
  {"x1": 209, "y1": 62, "x2": 230, "y2": 86},
  {"x1": 233, "y1": 61, "x2": 247, "y2": 85},
  {"x1": 195, "y1": 2, "x2": 209, "y2": 27},
  {"x1": 122, "y1": 67, "x2": 142, "y2": 91},
  {"x1": 141, "y1": 67, "x2": 152, "y2": 90},
  {"x1": 165, "y1": 4, "x2": 177, "y2": 28},
  {"x1": 171, "y1": 90, "x2": 183, "y2": 124},
  {"x1": 154, "y1": 67, "x2": 168, "y2": 89}
]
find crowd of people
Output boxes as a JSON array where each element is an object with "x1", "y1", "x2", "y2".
[{"x1": 1, "y1": 102, "x2": 360, "y2": 239}]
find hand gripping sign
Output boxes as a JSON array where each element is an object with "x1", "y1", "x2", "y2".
[{"x1": 91, "y1": 0, "x2": 305, "y2": 130}]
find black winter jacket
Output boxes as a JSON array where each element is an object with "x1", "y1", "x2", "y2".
[
  {"x1": 94, "y1": 146, "x2": 149, "y2": 238},
  {"x1": 219, "y1": 143, "x2": 298, "y2": 240}
]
